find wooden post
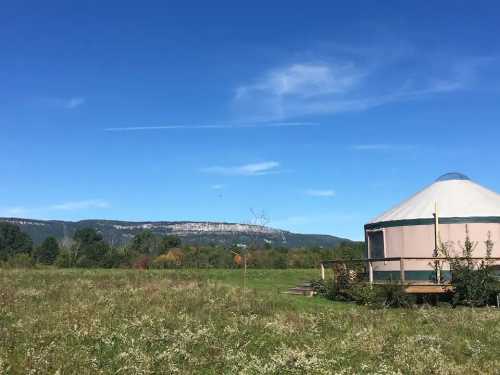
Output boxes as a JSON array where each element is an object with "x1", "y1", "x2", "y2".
[
  {"x1": 243, "y1": 254, "x2": 247, "y2": 293},
  {"x1": 368, "y1": 260, "x2": 373, "y2": 285},
  {"x1": 400, "y1": 258, "x2": 405, "y2": 284},
  {"x1": 434, "y1": 202, "x2": 440, "y2": 251},
  {"x1": 320, "y1": 263, "x2": 325, "y2": 280},
  {"x1": 434, "y1": 201, "x2": 441, "y2": 284}
]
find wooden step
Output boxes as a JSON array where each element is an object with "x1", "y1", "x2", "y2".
[
  {"x1": 282, "y1": 283, "x2": 315, "y2": 297},
  {"x1": 298, "y1": 282, "x2": 313, "y2": 287},
  {"x1": 289, "y1": 287, "x2": 314, "y2": 293},
  {"x1": 282, "y1": 290, "x2": 314, "y2": 297}
]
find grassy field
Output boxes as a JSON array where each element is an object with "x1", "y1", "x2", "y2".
[{"x1": 1, "y1": 269, "x2": 500, "y2": 374}]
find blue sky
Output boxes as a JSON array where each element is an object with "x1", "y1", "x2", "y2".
[{"x1": 2, "y1": 1, "x2": 500, "y2": 240}]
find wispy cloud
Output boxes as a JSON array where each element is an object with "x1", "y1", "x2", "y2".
[
  {"x1": 0, "y1": 199, "x2": 110, "y2": 218},
  {"x1": 351, "y1": 144, "x2": 417, "y2": 151},
  {"x1": 236, "y1": 63, "x2": 362, "y2": 99},
  {"x1": 234, "y1": 52, "x2": 492, "y2": 121},
  {"x1": 305, "y1": 189, "x2": 336, "y2": 197},
  {"x1": 42, "y1": 97, "x2": 86, "y2": 109},
  {"x1": 65, "y1": 97, "x2": 85, "y2": 109},
  {"x1": 211, "y1": 184, "x2": 225, "y2": 190},
  {"x1": 0, "y1": 207, "x2": 30, "y2": 217},
  {"x1": 202, "y1": 161, "x2": 280, "y2": 176},
  {"x1": 104, "y1": 122, "x2": 317, "y2": 132},
  {"x1": 47, "y1": 199, "x2": 110, "y2": 211}
]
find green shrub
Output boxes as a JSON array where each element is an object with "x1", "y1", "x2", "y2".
[
  {"x1": 349, "y1": 284, "x2": 382, "y2": 306},
  {"x1": 317, "y1": 278, "x2": 355, "y2": 302},
  {"x1": 55, "y1": 248, "x2": 75, "y2": 268},
  {"x1": 440, "y1": 228, "x2": 500, "y2": 307},
  {"x1": 377, "y1": 284, "x2": 414, "y2": 308},
  {"x1": 310, "y1": 279, "x2": 328, "y2": 295},
  {"x1": 4, "y1": 253, "x2": 35, "y2": 268},
  {"x1": 313, "y1": 278, "x2": 414, "y2": 308},
  {"x1": 0, "y1": 222, "x2": 33, "y2": 261},
  {"x1": 33, "y1": 237, "x2": 60, "y2": 265}
]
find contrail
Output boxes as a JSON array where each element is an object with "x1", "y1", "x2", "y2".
[{"x1": 104, "y1": 122, "x2": 319, "y2": 132}]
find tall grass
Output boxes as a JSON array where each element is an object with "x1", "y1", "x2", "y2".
[{"x1": 1, "y1": 269, "x2": 499, "y2": 374}]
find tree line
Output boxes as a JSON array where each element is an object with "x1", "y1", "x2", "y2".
[{"x1": 0, "y1": 221, "x2": 364, "y2": 269}]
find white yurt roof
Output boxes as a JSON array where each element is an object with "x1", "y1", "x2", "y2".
[{"x1": 369, "y1": 173, "x2": 500, "y2": 224}]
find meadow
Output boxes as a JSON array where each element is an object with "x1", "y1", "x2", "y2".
[{"x1": 1, "y1": 269, "x2": 500, "y2": 374}]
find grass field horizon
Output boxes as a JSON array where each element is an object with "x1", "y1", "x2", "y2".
[{"x1": 1, "y1": 269, "x2": 499, "y2": 374}]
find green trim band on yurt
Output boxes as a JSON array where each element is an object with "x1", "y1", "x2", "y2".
[
  {"x1": 364, "y1": 172, "x2": 500, "y2": 281},
  {"x1": 365, "y1": 216, "x2": 500, "y2": 230}
]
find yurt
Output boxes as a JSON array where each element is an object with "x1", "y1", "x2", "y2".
[{"x1": 365, "y1": 172, "x2": 500, "y2": 281}]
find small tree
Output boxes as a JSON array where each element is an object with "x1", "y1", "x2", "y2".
[
  {"x1": 34, "y1": 236, "x2": 60, "y2": 265},
  {"x1": 440, "y1": 227, "x2": 499, "y2": 307},
  {"x1": 161, "y1": 235, "x2": 181, "y2": 251},
  {"x1": 129, "y1": 230, "x2": 160, "y2": 255},
  {"x1": 0, "y1": 222, "x2": 33, "y2": 261},
  {"x1": 72, "y1": 228, "x2": 110, "y2": 268},
  {"x1": 151, "y1": 254, "x2": 168, "y2": 269},
  {"x1": 55, "y1": 247, "x2": 75, "y2": 268},
  {"x1": 133, "y1": 255, "x2": 152, "y2": 269},
  {"x1": 164, "y1": 248, "x2": 184, "y2": 267}
]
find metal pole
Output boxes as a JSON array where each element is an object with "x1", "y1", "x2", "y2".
[
  {"x1": 320, "y1": 263, "x2": 325, "y2": 281},
  {"x1": 368, "y1": 260, "x2": 373, "y2": 285}
]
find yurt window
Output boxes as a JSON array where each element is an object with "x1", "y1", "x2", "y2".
[{"x1": 368, "y1": 230, "x2": 385, "y2": 259}]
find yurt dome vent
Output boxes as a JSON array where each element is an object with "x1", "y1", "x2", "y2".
[{"x1": 435, "y1": 172, "x2": 470, "y2": 182}]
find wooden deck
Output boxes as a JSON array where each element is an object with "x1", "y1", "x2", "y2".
[
  {"x1": 352, "y1": 281, "x2": 454, "y2": 294},
  {"x1": 318, "y1": 256, "x2": 500, "y2": 295},
  {"x1": 403, "y1": 283, "x2": 453, "y2": 294},
  {"x1": 405, "y1": 285, "x2": 451, "y2": 294},
  {"x1": 320, "y1": 257, "x2": 500, "y2": 293}
]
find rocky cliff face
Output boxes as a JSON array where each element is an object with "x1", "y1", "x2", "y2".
[
  {"x1": 108, "y1": 221, "x2": 279, "y2": 235},
  {"x1": 0, "y1": 218, "x2": 350, "y2": 248}
]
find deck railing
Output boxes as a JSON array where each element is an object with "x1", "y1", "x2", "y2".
[{"x1": 319, "y1": 257, "x2": 500, "y2": 284}]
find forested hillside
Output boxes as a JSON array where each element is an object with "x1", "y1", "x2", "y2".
[{"x1": 0, "y1": 218, "x2": 351, "y2": 248}]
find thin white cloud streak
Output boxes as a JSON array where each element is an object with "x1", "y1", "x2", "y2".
[
  {"x1": 351, "y1": 144, "x2": 417, "y2": 151},
  {"x1": 42, "y1": 97, "x2": 86, "y2": 109},
  {"x1": 0, "y1": 199, "x2": 110, "y2": 217},
  {"x1": 104, "y1": 122, "x2": 317, "y2": 132},
  {"x1": 234, "y1": 55, "x2": 492, "y2": 121},
  {"x1": 65, "y1": 97, "x2": 85, "y2": 109},
  {"x1": 48, "y1": 199, "x2": 110, "y2": 211},
  {"x1": 202, "y1": 161, "x2": 280, "y2": 176},
  {"x1": 305, "y1": 189, "x2": 336, "y2": 197}
]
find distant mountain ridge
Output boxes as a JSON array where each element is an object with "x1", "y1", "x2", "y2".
[{"x1": 0, "y1": 218, "x2": 352, "y2": 248}]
